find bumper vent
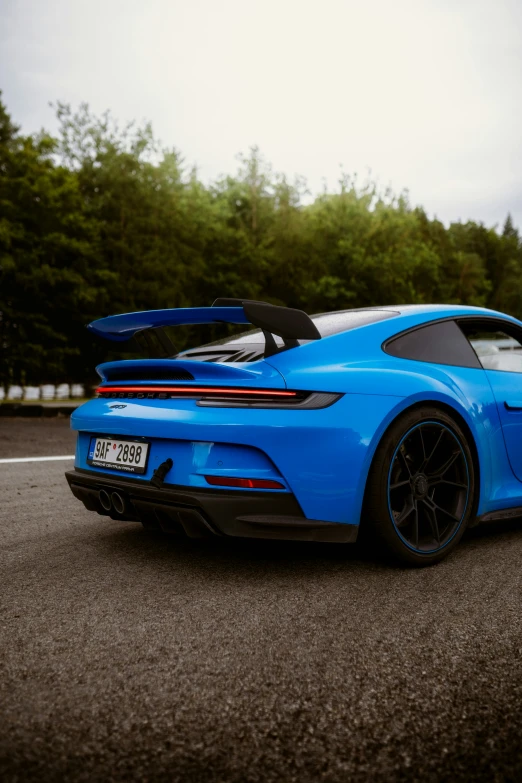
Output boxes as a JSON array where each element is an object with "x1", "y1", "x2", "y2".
[{"x1": 103, "y1": 368, "x2": 195, "y2": 382}]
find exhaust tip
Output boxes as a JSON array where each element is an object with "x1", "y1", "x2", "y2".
[
  {"x1": 111, "y1": 492, "x2": 126, "y2": 515},
  {"x1": 99, "y1": 489, "x2": 112, "y2": 511}
]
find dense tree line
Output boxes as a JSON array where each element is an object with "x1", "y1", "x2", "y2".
[{"x1": 1, "y1": 93, "x2": 521, "y2": 386}]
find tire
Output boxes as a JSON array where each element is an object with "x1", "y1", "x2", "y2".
[{"x1": 364, "y1": 406, "x2": 476, "y2": 566}]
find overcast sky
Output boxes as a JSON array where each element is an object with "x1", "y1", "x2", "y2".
[{"x1": 1, "y1": 0, "x2": 521, "y2": 230}]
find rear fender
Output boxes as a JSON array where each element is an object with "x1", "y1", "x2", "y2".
[
  {"x1": 270, "y1": 358, "x2": 514, "y2": 522},
  {"x1": 355, "y1": 380, "x2": 517, "y2": 522}
]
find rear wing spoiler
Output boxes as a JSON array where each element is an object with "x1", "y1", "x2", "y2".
[{"x1": 87, "y1": 300, "x2": 321, "y2": 358}]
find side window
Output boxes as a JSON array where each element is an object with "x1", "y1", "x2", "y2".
[
  {"x1": 384, "y1": 320, "x2": 481, "y2": 368},
  {"x1": 460, "y1": 322, "x2": 522, "y2": 373}
]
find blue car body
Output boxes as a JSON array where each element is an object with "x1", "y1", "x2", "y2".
[{"x1": 66, "y1": 303, "x2": 522, "y2": 546}]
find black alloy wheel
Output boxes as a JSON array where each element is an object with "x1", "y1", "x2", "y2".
[
  {"x1": 364, "y1": 407, "x2": 476, "y2": 566},
  {"x1": 388, "y1": 421, "x2": 469, "y2": 553}
]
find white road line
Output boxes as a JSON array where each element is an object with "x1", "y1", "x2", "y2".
[{"x1": 0, "y1": 455, "x2": 75, "y2": 464}]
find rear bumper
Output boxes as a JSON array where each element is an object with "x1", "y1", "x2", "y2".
[{"x1": 65, "y1": 468, "x2": 358, "y2": 543}]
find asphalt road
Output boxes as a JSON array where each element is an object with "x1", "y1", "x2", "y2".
[
  {"x1": 2, "y1": 418, "x2": 522, "y2": 782},
  {"x1": 0, "y1": 415, "x2": 77, "y2": 458}
]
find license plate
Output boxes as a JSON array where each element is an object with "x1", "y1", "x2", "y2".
[{"x1": 87, "y1": 437, "x2": 150, "y2": 474}]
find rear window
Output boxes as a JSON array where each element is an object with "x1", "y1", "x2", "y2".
[{"x1": 204, "y1": 308, "x2": 399, "y2": 347}]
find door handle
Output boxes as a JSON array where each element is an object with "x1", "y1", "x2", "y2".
[{"x1": 504, "y1": 401, "x2": 522, "y2": 411}]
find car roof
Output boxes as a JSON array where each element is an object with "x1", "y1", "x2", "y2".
[
  {"x1": 264, "y1": 303, "x2": 522, "y2": 372},
  {"x1": 367, "y1": 304, "x2": 513, "y2": 318},
  {"x1": 309, "y1": 304, "x2": 522, "y2": 340}
]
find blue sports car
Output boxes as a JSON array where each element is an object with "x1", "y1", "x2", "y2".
[{"x1": 66, "y1": 300, "x2": 522, "y2": 566}]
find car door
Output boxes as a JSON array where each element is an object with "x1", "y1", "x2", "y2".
[{"x1": 459, "y1": 319, "x2": 522, "y2": 482}]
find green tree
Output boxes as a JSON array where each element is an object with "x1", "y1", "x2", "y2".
[
  {"x1": 0, "y1": 95, "x2": 106, "y2": 386},
  {"x1": 1, "y1": 93, "x2": 521, "y2": 386}
]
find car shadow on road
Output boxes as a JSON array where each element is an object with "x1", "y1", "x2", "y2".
[
  {"x1": 93, "y1": 511, "x2": 522, "y2": 580},
  {"x1": 95, "y1": 519, "x2": 391, "y2": 577}
]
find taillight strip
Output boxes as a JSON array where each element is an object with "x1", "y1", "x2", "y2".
[{"x1": 96, "y1": 385, "x2": 297, "y2": 397}]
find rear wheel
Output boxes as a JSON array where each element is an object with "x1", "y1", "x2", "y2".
[{"x1": 364, "y1": 407, "x2": 475, "y2": 566}]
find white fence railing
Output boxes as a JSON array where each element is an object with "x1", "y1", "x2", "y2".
[{"x1": 1, "y1": 384, "x2": 86, "y2": 402}]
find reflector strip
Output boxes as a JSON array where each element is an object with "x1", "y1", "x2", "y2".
[
  {"x1": 97, "y1": 386, "x2": 297, "y2": 397},
  {"x1": 204, "y1": 476, "x2": 285, "y2": 489}
]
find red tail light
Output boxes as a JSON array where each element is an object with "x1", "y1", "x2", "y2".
[
  {"x1": 204, "y1": 476, "x2": 285, "y2": 490},
  {"x1": 96, "y1": 385, "x2": 342, "y2": 409},
  {"x1": 96, "y1": 385, "x2": 297, "y2": 398}
]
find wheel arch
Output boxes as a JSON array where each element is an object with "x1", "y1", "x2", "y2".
[{"x1": 360, "y1": 398, "x2": 482, "y2": 526}]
